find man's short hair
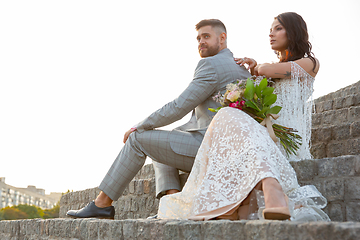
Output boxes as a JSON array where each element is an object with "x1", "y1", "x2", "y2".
[{"x1": 195, "y1": 19, "x2": 227, "y2": 34}]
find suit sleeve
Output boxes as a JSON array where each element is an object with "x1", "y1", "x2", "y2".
[{"x1": 136, "y1": 58, "x2": 218, "y2": 133}]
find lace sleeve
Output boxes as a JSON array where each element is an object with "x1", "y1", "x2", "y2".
[{"x1": 273, "y1": 61, "x2": 314, "y2": 161}]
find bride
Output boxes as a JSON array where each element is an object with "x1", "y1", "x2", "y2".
[{"x1": 157, "y1": 12, "x2": 330, "y2": 221}]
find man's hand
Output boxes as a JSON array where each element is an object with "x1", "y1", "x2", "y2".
[{"x1": 123, "y1": 128, "x2": 136, "y2": 143}]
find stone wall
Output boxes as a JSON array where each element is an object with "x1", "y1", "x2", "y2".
[
  {"x1": 59, "y1": 155, "x2": 360, "y2": 222},
  {"x1": 311, "y1": 80, "x2": 360, "y2": 159}
]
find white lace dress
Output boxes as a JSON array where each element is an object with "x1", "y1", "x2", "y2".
[{"x1": 157, "y1": 62, "x2": 330, "y2": 221}]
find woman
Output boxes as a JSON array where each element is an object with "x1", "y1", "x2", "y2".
[{"x1": 157, "y1": 12, "x2": 329, "y2": 221}]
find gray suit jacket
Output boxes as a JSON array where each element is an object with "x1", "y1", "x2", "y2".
[{"x1": 136, "y1": 48, "x2": 251, "y2": 157}]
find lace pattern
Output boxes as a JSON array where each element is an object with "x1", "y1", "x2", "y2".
[
  {"x1": 157, "y1": 62, "x2": 329, "y2": 221},
  {"x1": 273, "y1": 61, "x2": 314, "y2": 161}
]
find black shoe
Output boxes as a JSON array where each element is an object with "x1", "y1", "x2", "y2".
[
  {"x1": 66, "y1": 201, "x2": 115, "y2": 219},
  {"x1": 147, "y1": 214, "x2": 158, "y2": 219}
]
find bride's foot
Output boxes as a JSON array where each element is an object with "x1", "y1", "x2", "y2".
[{"x1": 262, "y1": 178, "x2": 290, "y2": 220}]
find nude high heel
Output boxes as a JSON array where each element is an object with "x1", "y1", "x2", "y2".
[{"x1": 262, "y1": 194, "x2": 290, "y2": 220}]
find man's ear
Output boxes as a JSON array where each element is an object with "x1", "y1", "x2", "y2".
[{"x1": 220, "y1": 32, "x2": 227, "y2": 44}]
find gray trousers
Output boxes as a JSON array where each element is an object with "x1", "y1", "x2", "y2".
[{"x1": 99, "y1": 129, "x2": 196, "y2": 201}]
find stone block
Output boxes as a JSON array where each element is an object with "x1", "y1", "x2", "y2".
[
  {"x1": 344, "y1": 95, "x2": 356, "y2": 108},
  {"x1": 323, "y1": 178, "x2": 344, "y2": 201},
  {"x1": 143, "y1": 179, "x2": 151, "y2": 194},
  {"x1": 326, "y1": 141, "x2": 347, "y2": 158},
  {"x1": 349, "y1": 106, "x2": 360, "y2": 122},
  {"x1": 317, "y1": 158, "x2": 336, "y2": 178},
  {"x1": 312, "y1": 113, "x2": 322, "y2": 127},
  {"x1": 86, "y1": 220, "x2": 100, "y2": 239},
  {"x1": 123, "y1": 196, "x2": 131, "y2": 211},
  {"x1": 266, "y1": 221, "x2": 298, "y2": 240},
  {"x1": 137, "y1": 219, "x2": 167, "y2": 240},
  {"x1": 345, "y1": 177, "x2": 360, "y2": 200},
  {"x1": 131, "y1": 198, "x2": 139, "y2": 211},
  {"x1": 310, "y1": 143, "x2": 326, "y2": 159},
  {"x1": 324, "y1": 203, "x2": 344, "y2": 222},
  {"x1": 354, "y1": 93, "x2": 360, "y2": 106},
  {"x1": 334, "y1": 108, "x2": 350, "y2": 125},
  {"x1": 164, "y1": 220, "x2": 202, "y2": 240},
  {"x1": 334, "y1": 96, "x2": 356, "y2": 110},
  {"x1": 128, "y1": 180, "x2": 135, "y2": 194},
  {"x1": 346, "y1": 202, "x2": 360, "y2": 222},
  {"x1": 316, "y1": 126, "x2": 333, "y2": 142},
  {"x1": 178, "y1": 221, "x2": 202, "y2": 240},
  {"x1": 322, "y1": 110, "x2": 335, "y2": 125},
  {"x1": 54, "y1": 218, "x2": 72, "y2": 238},
  {"x1": 136, "y1": 180, "x2": 144, "y2": 195},
  {"x1": 122, "y1": 219, "x2": 138, "y2": 239},
  {"x1": 334, "y1": 97, "x2": 343, "y2": 109},
  {"x1": 164, "y1": 221, "x2": 182, "y2": 240},
  {"x1": 245, "y1": 221, "x2": 268, "y2": 240},
  {"x1": 291, "y1": 159, "x2": 316, "y2": 181},
  {"x1": 315, "y1": 101, "x2": 324, "y2": 113},
  {"x1": 332, "y1": 222, "x2": 360, "y2": 239},
  {"x1": 332, "y1": 124, "x2": 351, "y2": 141},
  {"x1": 355, "y1": 155, "x2": 360, "y2": 175},
  {"x1": 348, "y1": 138, "x2": 360, "y2": 155},
  {"x1": 350, "y1": 122, "x2": 360, "y2": 137},
  {"x1": 323, "y1": 99, "x2": 334, "y2": 111},
  {"x1": 336, "y1": 155, "x2": 357, "y2": 176},
  {"x1": 98, "y1": 220, "x2": 123, "y2": 239},
  {"x1": 297, "y1": 222, "x2": 333, "y2": 240}
]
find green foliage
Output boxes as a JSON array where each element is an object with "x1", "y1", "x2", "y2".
[
  {"x1": 208, "y1": 106, "x2": 222, "y2": 112},
  {"x1": 43, "y1": 203, "x2": 60, "y2": 219},
  {"x1": 15, "y1": 204, "x2": 44, "y2": 219},
  {"x1": 243, "y1": 77, "x2": 282, "y2": 118},
  {"x1": 0, "y1": 202, "x2": 60, "y2": 220},
  {"x1": 0, "y1": 206, "x2": 28, "y2": 220}
]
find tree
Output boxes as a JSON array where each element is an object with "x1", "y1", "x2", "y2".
[
  {"x1": 43, "y1": 203, "x2": 60, "y2": 219},
  {"x1": 14, "y1": 205, "x2": 44, "y2": 219},
  {"x1": 0, "y1": 207, "x2": 28, "y2": 220}
]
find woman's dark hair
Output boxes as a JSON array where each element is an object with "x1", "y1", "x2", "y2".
[{"x1": 275, "y1": 12, "x2": 317, "y2": 71}]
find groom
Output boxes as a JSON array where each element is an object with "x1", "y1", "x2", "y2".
[{"x1": 67, "y1": 19, "x2": 251, "y2": 219}]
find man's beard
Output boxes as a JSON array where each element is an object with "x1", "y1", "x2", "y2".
[{"x1": 199, "y1": 43, "x2": 220, "y2": 58}]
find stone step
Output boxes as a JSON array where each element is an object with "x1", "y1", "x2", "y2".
[
  {"x1": 312, "y1": 105, "x2": 360, "y2": 127},
  {"x1": 1, "y1": 218, "x2": 359, "y2": 240},
  {"x1": 59, "y1": 155, "x2": 360, "y2": 222},
  {"x1": 314, "y1": 80, "x2": 360, "y2": 113},
  {"x1": 311, "y1": 122, "x2": 360, "y2": 158}
]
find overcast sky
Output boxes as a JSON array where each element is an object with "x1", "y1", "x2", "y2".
[{"x1": 1, "y1": 0, "x2": 359, "y2": 194}]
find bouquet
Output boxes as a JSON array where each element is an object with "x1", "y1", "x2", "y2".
[{"x1": 209, "y1": 76, "x2": 302, "y2": 157}]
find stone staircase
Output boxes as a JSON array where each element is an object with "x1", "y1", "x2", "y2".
[
  {"x1": 311, "y1": 80, "x2": 360, "y2": 158},
  {"x1": 1, "y1": 81, "x2": 360, "y2": 239}
]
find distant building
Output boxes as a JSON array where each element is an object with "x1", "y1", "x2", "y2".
[{"x1": 0, "y1": 177, "x2": 61, "y2": 209}]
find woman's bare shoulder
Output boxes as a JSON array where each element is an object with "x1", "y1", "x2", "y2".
[{"x1": 294, "y1": 57, "x2": 320, "y2": 77}]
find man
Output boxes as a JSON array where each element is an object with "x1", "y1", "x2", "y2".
[{"x1": 67, "y1": 19, "x2": 251, "y2": 219}]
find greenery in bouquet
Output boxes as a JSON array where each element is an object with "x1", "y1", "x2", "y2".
[{"x1": 209, "y1": 76, "x2": 302, "y2": 157}]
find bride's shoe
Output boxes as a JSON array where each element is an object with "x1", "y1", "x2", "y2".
[{"x1": 262, "y1": 195, "x2": 290, "y2": 220}]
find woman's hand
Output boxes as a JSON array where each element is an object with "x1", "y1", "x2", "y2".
[
  {"x1": 123, "y1": 128, "x2": 136, "y2": 143},
  {"x1": 234, "y1": 57, "x2": 257, "y2": 75}
]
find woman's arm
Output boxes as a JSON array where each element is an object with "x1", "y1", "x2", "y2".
[{"x1": 257, "y1": 58, "x2": 319, "y2": 78}]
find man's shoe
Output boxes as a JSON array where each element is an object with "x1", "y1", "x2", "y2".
[
  {"x1": 66, "y1": 201, "x2": 115, "y2": 219},
  {"x1": 147, "y1": 214, "x2": 158, "y2": 219}
]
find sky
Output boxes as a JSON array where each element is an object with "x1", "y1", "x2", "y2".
[{"x1": 1, "y1": 0, "x2": 359, "y2": 195}]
